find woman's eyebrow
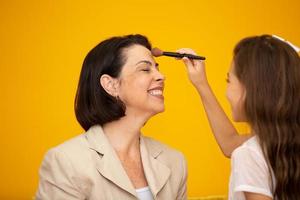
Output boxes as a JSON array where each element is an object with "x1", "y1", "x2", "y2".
[{"x1": 135, "y1": 60, "x2": 159, "y2": 67}]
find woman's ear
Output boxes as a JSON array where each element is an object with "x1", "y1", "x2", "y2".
[{"x1": 100, "y1": 74, "x2": 119, "y2": 97}]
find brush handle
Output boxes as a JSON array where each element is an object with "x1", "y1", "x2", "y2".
[{"x1": 163, "y1": 52, "x2": 205, "y2": 60}]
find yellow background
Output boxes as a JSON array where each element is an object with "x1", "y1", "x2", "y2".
[{"x1": 1, "y1": 0, "x2": 299, "y2": 199}]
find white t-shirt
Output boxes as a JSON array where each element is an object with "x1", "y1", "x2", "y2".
[
  {"x1": 228, "y1": 136, "x2": 274, "y2": 200},
  {"x1": 136, "y1": 186, "x2": 154, "y2": 200}
]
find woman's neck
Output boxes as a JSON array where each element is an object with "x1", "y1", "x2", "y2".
[{"x1": 102, "y1": 114, "x2": 147, "y2": 156}]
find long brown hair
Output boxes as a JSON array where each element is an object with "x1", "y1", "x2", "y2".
[{"x1": 233, "y1": 35, "x2": 300, "y2": 200}]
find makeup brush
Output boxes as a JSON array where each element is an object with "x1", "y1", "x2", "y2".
[{"x1": 151, "y1": 47, "x2": 206, "y2": 60}]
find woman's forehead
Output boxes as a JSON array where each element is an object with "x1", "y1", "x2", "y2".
[
  {"x1": 123, "y1": 45, "x2": 155, "y2": 66},
  {"x1": 124, "y1": 45, "x2": 152, "y2": 59}
]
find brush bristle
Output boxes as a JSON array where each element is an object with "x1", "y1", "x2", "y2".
[{"x1": 151, "y1": 47, "x2": 163, "y2": 57}]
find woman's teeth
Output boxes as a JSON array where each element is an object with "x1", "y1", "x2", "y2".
[{"x1": 148, "y1": 89, "x2": 163, "y2": 96}]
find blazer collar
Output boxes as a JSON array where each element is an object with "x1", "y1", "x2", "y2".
[
  {"x1": 85, "y1": 125, "x2": 136, "y2": 197},
  {"x1": 140, "y1": 136, "x2": 171, "y2": 198},
  {"x1": 85, "y1": 125, "x2": 171, "y2": 198}
]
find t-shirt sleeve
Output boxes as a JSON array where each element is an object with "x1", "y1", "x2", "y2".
[{"x1": 231, "y1": 146, "x2": 273, "y2": 198}]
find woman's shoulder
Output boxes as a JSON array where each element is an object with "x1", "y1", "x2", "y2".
[
  {"x1": 50, "y1": 133, "x2": 88, "y2": 154},
  {"x1": 42, "y1": 132, "x2": 93, "y2": 169}
]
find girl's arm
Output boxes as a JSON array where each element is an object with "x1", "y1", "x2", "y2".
[
  {"x1": 177, "y1": 48, "x2": 250, "y2": 157},
  {"x1": 245, "y1": 192, "x2": 272, "y2": 200}
]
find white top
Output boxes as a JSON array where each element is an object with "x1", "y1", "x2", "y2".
[
  {"x1": 229, "y1": 136, "x2": 274, "y2": 200},
  {"x1": 136, "y1": 186, "x2": 154, "y2": 200}
]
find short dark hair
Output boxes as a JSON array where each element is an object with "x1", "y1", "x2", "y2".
[{"x1": 75, "y1": 34, "x2": 152, "y2": 131}]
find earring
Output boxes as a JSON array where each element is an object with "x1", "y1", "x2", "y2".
[{"x1": 115, "y1": 95, "x2": 121, "y2": 102}]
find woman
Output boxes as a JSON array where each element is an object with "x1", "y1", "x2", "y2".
[
  {"x1": 178, "y1": 35, "x2": 300, "y2": 200},
  {"x1": 36, "y1": 34, "x2": 187, "y2": 200}
]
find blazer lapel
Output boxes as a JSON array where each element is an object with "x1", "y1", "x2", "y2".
[
  {"x1": 85, "y1": 125, "x2": 137, "y2": 197},
  {"x1": 140, "y1": 136, "x2": 171, "y2": 198}
]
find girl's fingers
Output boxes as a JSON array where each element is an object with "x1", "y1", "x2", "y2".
[{"x1": 182, "y1": 57, "x2": 195, "y2": 72}]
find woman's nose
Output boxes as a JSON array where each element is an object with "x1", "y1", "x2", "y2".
[{"x1": 155, "y1": 70, "x2": 165, "y2": 82}]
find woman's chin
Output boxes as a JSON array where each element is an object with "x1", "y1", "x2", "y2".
[{"x1": 149, "y1": 106, "x2": 165, "y2": 116}]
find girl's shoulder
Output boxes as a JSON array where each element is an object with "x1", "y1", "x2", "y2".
[
  {"x1": 231, "y1": 136, "x2": 268, "y2": 170},
  {"x1": 233, "y1": 136, "x2": 262, "y2": 157}
]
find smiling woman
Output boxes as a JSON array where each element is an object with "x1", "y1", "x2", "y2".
[{"x1": 35, "y1": 34, "x2": 187, "y2": 200}]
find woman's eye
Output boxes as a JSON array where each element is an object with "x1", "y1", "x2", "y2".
[{"x1": 141, "y1": 68, "x2": 150, "y2": 72}]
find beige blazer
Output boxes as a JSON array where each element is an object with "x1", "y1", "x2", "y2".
[{"x1": 36, "y1": 125, "x2": 187, "y2": 200}]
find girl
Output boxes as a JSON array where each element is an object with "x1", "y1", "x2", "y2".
[{"x1": 178, "y1": 35, "x2": 300, "y2": 200}]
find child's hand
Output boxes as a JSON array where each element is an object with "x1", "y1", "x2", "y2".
[{"x1": 176, "y1": 48, "x2": 208, "y2": 87}]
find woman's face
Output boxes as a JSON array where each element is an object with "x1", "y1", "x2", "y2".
[
  {"x1": 117, "y1": 44, "x2": 165, "y2": 118},
  {"x1": 226, "y1": 63, "x2": 247, "y2": 122}
]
